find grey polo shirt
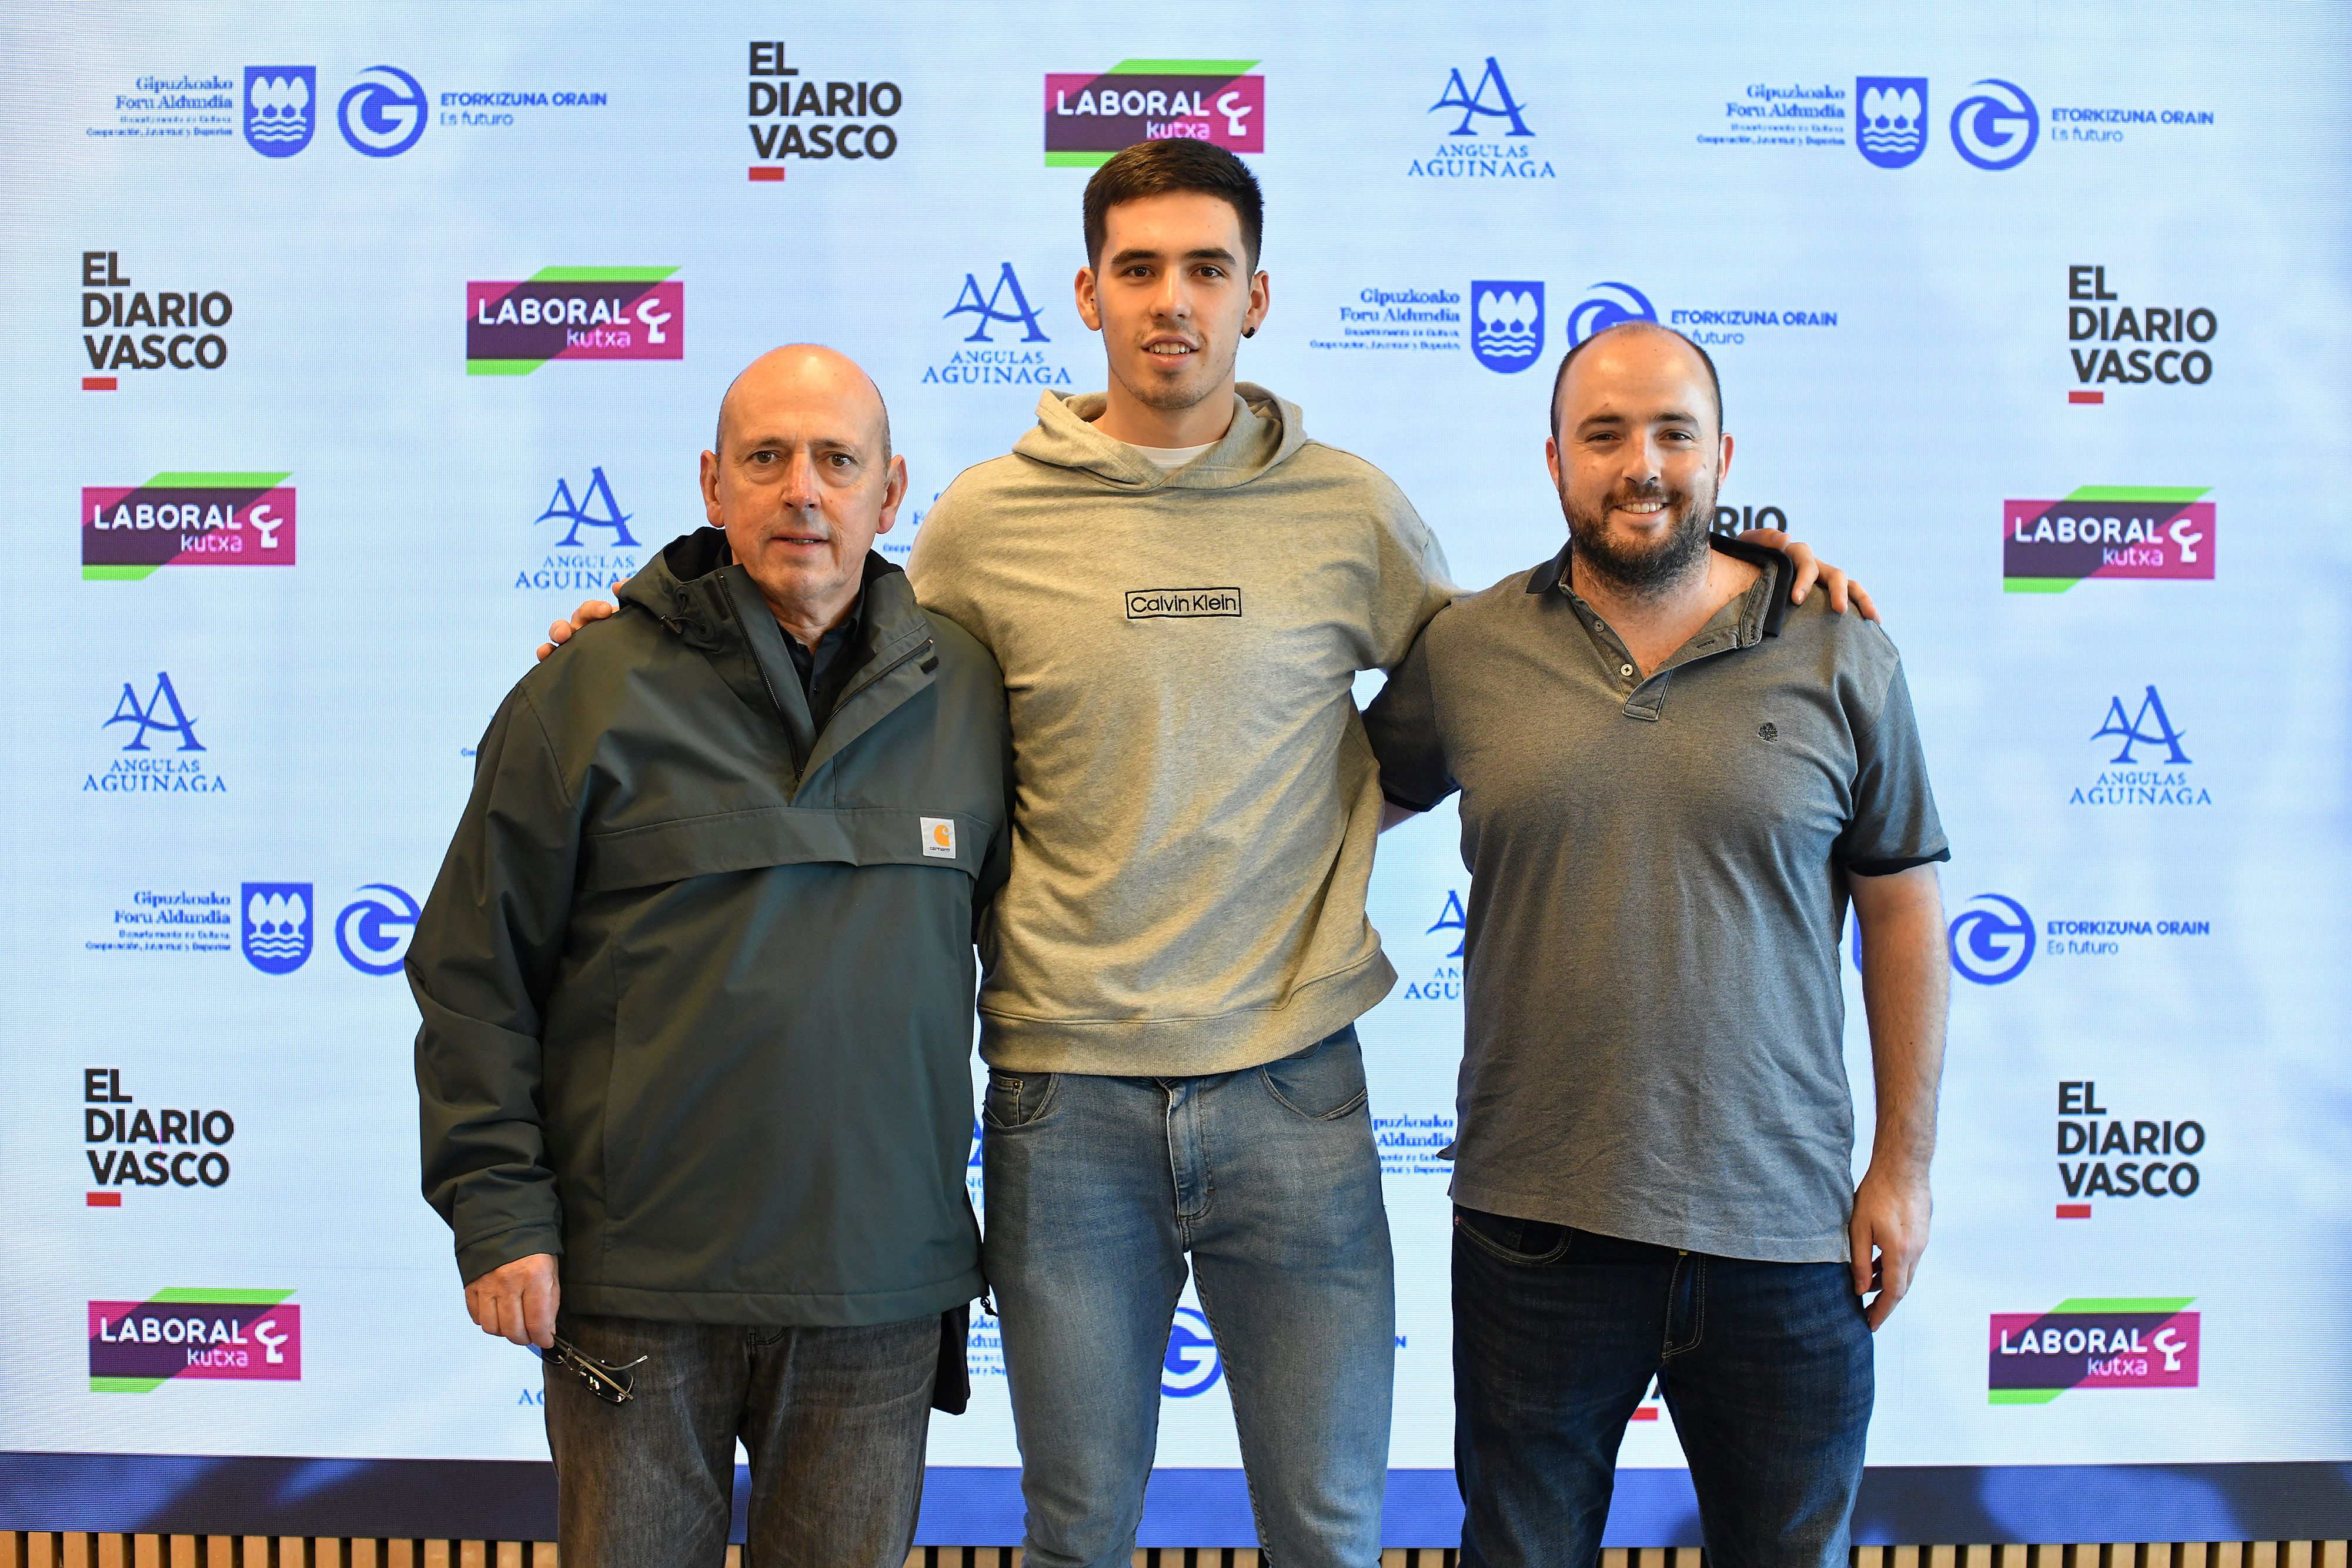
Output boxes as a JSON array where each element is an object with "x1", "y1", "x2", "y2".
[{"x1": 1363, "y1": 534, "x2": 1948, "y2": 1263}]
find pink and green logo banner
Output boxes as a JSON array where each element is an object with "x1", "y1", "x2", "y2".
[
  {"x1": 88, "y1": 1290, "x2": 300, "y2": 1392},
  {"x1": 466, "y1": 268, "x2": 681, "y2": 375},
  {"x1": 1987, "y1": 1296, "x2": 2199, "y2": 1403},
  {"x1": 2004, "y1": 487, "x2": 2213, "y2": 592},
  {"x1": 82, "y1": 474, "x2": 295, "y2": 581},
  {"x1": 1044, "y1": 61, "x2": 1262, "y2": 166}
]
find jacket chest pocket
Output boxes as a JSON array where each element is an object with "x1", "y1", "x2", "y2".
[{"x1": 581, "y1": 805, "x2": 984, "y2": 891}]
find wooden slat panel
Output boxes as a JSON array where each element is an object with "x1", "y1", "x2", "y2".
[
  {"x1": 1603, "y1": 1552, "x2": 1631, "y2": 1568},
  {"x1": 2321, "y1": 1542, "x2": 2348, "y2": 1568},
  {"x1": 2286, "y1": 1544, "x2": 2313, "y2": 1568},
  {"x1": 422, "y1": 1544, "x2": 450, "y2": 1568},
  {"x1": 1999, "y1": 1544, "x2": 2029, "y2": 1568},
  {"x1": 459, "y1": 1546, "x2": 486, "y2": 1568}
]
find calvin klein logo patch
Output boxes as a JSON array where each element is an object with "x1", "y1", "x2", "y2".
[{"x1": 1126, "y1": 587, "x2": 1242, "y2": 619}]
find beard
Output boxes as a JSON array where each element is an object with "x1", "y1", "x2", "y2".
[{"x1": 1561, "y1": 473, "x2": 1718, "y2": 597}]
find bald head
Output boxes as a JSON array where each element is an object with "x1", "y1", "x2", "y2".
[
  {"x1": 1549, "y1": 321, "x2": 1722, "y2": 441},
  {"x1": 700, "y1": 343, "x2": 910, "y2": 647},
  {"x1": 715, "y1": 344, "x2": 891, "y2": 465}
]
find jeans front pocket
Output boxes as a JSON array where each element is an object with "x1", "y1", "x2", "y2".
[
  {"x1": 1454, "y1": 1204, "x2": 1575, "y2": 1266},
  {"x1": 1257, "y1": 1025, "x2": 1369, "y2": 1121},
  {"x1": 982, "y1": 1068, "x2": 1059, "y2": 1130}
]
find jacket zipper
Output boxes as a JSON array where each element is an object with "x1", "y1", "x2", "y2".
[
  {"x1": 716, "y1": 567, "x2": 796, "y2": 724},
  {"x1": 830, "y1": 634, "x2": 935, "y2": 717}
]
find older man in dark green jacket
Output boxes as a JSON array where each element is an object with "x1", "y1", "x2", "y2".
[{"x1": 410, "y1": 345, "x2": 1010, "y2": 1568}]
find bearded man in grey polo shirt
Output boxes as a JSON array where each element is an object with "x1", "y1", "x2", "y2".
[{"x1": 1366, "y1": 320, "x2": 1951, "y2": 1568}]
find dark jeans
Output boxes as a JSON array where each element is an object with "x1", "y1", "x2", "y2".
[
  {"x1": 1452, "y1": 1206, "x2": 1872, "y2": 1568},
  {"x1": 544, "y1": 1310, "x2": 938, "y2": 1568}
]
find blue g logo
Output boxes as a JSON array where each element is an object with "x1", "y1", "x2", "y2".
[
  {"x1": 1162, "y1": 1308, "x2": 1222, "y2": 1398},
  {"x1": 1565, "y1": 282, "x2": 1656, "y2": 346},
  {"x1": 339, "y1": 65, "x2": 427, "y2": 157},
  {"x1": 1950, "y1": 79, "x2": 2037, "y2": 170},
  {"x1": 335, "y1": 883, "x2": 420, "y2": 975},
  {"x1": 1949, "y1": 893, "x2": 2034, "y2": 984}
]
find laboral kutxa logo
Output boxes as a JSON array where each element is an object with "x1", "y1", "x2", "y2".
[
  {"x1": 468, "y1": 269, "x2": 681, "y2": 374},
  {"x1": 89, "y1": 1290, "x2": 300, "y2": 1392},
  {"x1": 1989, "y1": 1298, "x2": 2196, "y2": 1404},
  {"x1": 2004, "y1": 487, "x2": 2212, "y2": 592},
  {"x1": 924, "y1": 263, "x2": 1075, "y2": 389},
  {"x1": 1408, "y1": 58, "x2": 1554, "y2": 180},
  {"x1": 82, "y1": 473, "x2": 293, "y2": 579},
  {"x1": 1045, "y1": 59, "x2": 1262, "y2": 166}
]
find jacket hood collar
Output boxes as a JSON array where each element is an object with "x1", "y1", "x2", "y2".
[
  {"x1": 1011, "y1": 382, "x2": 1308, "y2": 490},
  {"x1": 622, "y1": 529, "x2": 921, "y2": 651}
]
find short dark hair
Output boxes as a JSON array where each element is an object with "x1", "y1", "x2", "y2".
[
  {"x1": 1548, "y1": 322, "x2": 1723, "y2": 439},
  {"x1": 1083, "y1": 139, "x2": 1264, "y2": 272}
]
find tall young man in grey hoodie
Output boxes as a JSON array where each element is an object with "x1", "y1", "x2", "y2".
[
  {"x1": 901, "y1": 144, "x2": 1870, "y2": 1567},
  {"x1": 546, "y1": 141, "x2": 1862, "y2": 1568}
]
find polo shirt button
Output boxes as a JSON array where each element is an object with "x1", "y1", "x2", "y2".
[{"x1": 1619, "y1": 664, "x2": 1633, "y2": 678}]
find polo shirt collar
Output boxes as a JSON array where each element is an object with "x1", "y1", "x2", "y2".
[{"x1": 1526, "y1": 531, "x2": 1794, "y2": 644}]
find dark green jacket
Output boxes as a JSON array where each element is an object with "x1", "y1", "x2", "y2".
[{"x1": 412, "y1": 529, "x2": 1008, "y2": 1326}]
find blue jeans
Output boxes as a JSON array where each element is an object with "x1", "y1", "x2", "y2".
[
  {"x1": 1452, "y1": 1208, "x2": 1872, "y2": 1568},
  {"x1": 983, "y1": 1025, "x2": 1396, "y2": 1568}
]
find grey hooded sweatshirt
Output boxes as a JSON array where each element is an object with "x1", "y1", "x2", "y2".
[{"x1": 908, "y1": 385, "x2": 1454, "y2": 1076}]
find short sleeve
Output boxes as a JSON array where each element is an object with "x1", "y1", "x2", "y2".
[
  {"x1": 1837, "y1": 658, "x2": 1950, "y2": 876},
  {"x1": 1362, "y1": 619, "x2": 1458, "y2": 813},
  {"x1": 1362, "y1": 475, "x2": 1457, "y2": 673}
]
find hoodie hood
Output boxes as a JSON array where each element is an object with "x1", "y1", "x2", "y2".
[
  {"x1": 1011, "y1": 382, "x2": 1309, "y2": 491},
  {"x1": 617, "y1": 527, "x2": 733, "y2": 641}
]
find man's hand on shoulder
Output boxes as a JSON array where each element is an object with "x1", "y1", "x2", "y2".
[
  {"x1": 534, "y1": 580, "x2": 625, "y2": 662},
  {"x1": 464, "y1": 1252, "x2": 560, "y2": 1348},
  {"x1": 1742, "y1": 529, "x2": 1880, "y2": 623},
  {"x1": 1849, "y1": 1162, "x2": 1929, "y2": 1330}
]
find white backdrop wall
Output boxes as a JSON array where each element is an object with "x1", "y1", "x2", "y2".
[{"x1": 3, "y1": 0, "x2": 2348, "y2": 1545}]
